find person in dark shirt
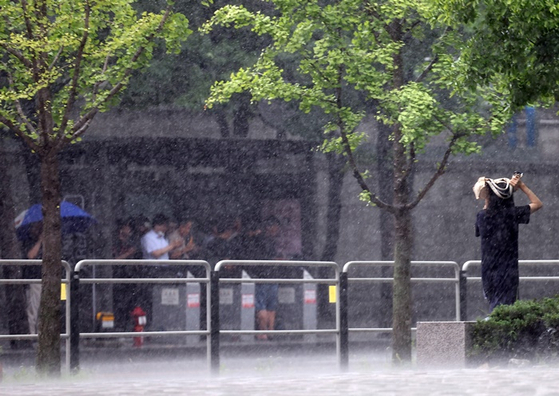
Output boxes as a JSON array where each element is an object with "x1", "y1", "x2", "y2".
[
  {"x1": 112, "y1": 218, "x2": 142, "y2": 331},
  {"x1": 474, "y1": 173, "x2": 542, "y2": 312},
  {"x1": 239, "y1": 216, "x2": 282, "y2": 340}
]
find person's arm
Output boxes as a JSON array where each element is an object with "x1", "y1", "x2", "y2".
[
  {"x1": 115, "y1": 246, "x2": 137, "y2": 260},
  {"x1": 511, "y1": 176, "x2": 543, "y2": 214},
  {"x1": 27, "y1": 235, "x2": 43, "y2": 259},
  {"x1": 150, "y1": 238, "x2": 182, "y2": 259}
]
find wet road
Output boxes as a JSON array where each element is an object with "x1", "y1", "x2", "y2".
[{"x1": 2, "y1": 352, "x2": 559, "y2": 395}]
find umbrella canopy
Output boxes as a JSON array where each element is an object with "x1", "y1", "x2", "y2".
[{"x1": 15, "y1": 201, "x2": 97, "y2": 241}]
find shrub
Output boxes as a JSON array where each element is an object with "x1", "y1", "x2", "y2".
[{"x1": 470, "y1": 295, "x2": 559, "y2": 363}]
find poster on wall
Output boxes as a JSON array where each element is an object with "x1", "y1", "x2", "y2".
[{"x1": 261, "y1": 199, "x2": 302, "y2": 259}]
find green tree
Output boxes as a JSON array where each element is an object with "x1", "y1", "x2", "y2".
[
  {"x1": 203, "y1": 0, "x2": 509, "y2": 362},
  {"x1": 435, "y1": 0, "x2": 559, "y2": 108},
  {"x1": 0, "y1": 0, "x2": 190, "y2": 375}
]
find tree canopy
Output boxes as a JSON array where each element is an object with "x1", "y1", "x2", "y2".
[
  {"x1": 0, "y1": 0, "x2": 190, "y2": 150},
  {"x1": 0, "y1": 0, "x2": 190, "y2": 375},
  {"x1": 203, "y1": 0, "x2": 510, "y2": 362},
  {"x1": 435, "y1": 0, "x2": 559, "y2": 108}
]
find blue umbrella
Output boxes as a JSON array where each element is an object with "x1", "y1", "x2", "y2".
[{"x1": 15, "y1": 201, "x2": 97, "y2": 241}]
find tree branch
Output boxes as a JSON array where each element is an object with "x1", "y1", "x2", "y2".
[
  {"x1": 57, "y1": 0, "x2": 91, "y2": 143},
  {"x1": 334, "y1": 66, "x2": 392, "y2": 212},
  {"x1": 405, "y1": 141, "x2": 416, "y2": 176},
  {"x1": 0, "y1": 42, "x2": 34, "y2": 68},
  {"x1": 0, "y1": 114, "x2": 41, "y2": 153},
  {"x1": 48, "y1": 45, "x2": 64, "y2": 72},
  {"x1": 14, "y1": 99, "x2": 38, "y2": 137},
  {"x1": 415, "y1": 54, "x2": 438, "y2": 84},
  {"x1": 406, "y1": 133, "x2": 460, "y2": 211},
  {"x1": 66, "y1": 5, "x2": 174, "y2": 144}
]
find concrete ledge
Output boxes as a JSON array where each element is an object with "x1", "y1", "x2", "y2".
[{"x1": 416, "y1": 321, "x2": 476, "y2": 368}]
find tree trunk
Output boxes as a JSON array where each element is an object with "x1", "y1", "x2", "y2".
[
  {"x1": 320, "y1": 153, "x2": 345, "y2": 262},
  {"x1": 391, "y1": 208, "x2": 413, "y2": 363},
  {"x1": 36, "y1": 152, "x2": 62, "y2": 376},
  {"x1": 318, "y1": 152, "x2": 345, "y2": 322},
  {"x1": 376, "y1": 120, "x2": 394, "y2": 328}
]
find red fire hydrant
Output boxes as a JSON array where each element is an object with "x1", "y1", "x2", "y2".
[{"x1": 131, "y1": 306, "x2": 147, "y2": 347}]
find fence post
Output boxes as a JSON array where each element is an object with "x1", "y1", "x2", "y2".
[
  {"x1": 459, "y1": 270, "x2": 468, "y2": 322},
  {"x1": 70, "y1": 269, "x2": 80, "y2": 372},
  {"x1": 339, "y1": 272, "x2": 349, "y2": 370},
  {"x1": 210, "y1": 270, "x2": 220, "y2": 374}
]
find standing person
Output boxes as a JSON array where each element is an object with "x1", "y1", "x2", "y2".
[
  {"x1": 141, "y1": 213, "x2": 181, "y2": 261},
  {"x1": 112, "y1": 219, "x2": 141, "y2": 331},
  {"x1": 169, "y1": 218, "x2": 199, "y2": 260},
  {"x1": 249, "y1": 216, "x2": 282, "y2": 340},
  {"x1": 473, "y1": 173, "x2": 543, "y2": 312},
  {"x1": 139, "y1": 213, "x2": 181, "y2": 327},
  {"x1": 22, "y1": 222, "x2": 43, "y2": 334}
]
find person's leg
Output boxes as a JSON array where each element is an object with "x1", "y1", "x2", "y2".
[
  {"x1": 26, "y1": 284, "x2": 41, "y2": 334},
  {"x1": 255, "y1": 284, "x2": 268, "y2": 339},
  {"x1": 266, "y1": 284, "x2": 279, "y2": 331},
  {"x1": 256, "y1": 310, "x2": 269, "y2": 340}
]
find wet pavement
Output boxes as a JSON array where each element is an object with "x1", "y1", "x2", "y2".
[{"x1": 2, "y1": 350, "x2": 559, "y2": 395}]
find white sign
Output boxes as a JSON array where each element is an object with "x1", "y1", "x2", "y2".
[
  {"x1": 220, "y1": 288, "x2": 234, "y2": 305},
  {"x1": 187, "y1": 293, "x2": 200, "y2": 308},
  {"x1": 304, "y1": 289, "x2": 317, "y2": 304},
  {"x1": 242, "y1": 294, "x2": 254, "y2": 308},
  {"x1": 278, "y1": 287, "x2": 295, "y2": 304},
  {"x1": 161, "y1": 288, "x2": 179, "y2": 306}
]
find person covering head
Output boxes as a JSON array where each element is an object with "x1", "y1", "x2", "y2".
[
  {"x1": 474, "y1": 172, "x2": 543, "y2": 312},
  {"x1": 473, "y1": 177, "x2": 514, "y2": 200}
]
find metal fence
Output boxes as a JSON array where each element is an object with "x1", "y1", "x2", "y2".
[
  {"x1": 5, "y1": 258, "x2": 559, "y2": 373},
  {"x1": 338, "y1": 261, "x2": 461, "y2": 367},
  {"x1": 212, "y1": 260, "x2": 339, "y2": 371},
  {"x1": 71, "y1": 259, "x2": 212, "y2": 371},
  {"x1": 461, "y1": 260, "x2": 559, "y2": 319},
  {"x1": 0, "y1": 260, "x2": 72, "y2": 368}
]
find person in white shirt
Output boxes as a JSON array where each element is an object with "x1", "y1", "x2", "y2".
[{"x1": 141, "y1": 213, "x2": 181, "y2": 260}]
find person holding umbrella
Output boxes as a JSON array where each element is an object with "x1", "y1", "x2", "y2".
[
  {"x1": 473, "y1": 172, "x2": 543, "y2": 312},
  {"x1": 21, "y1": 222, "x2": 43, "y2": 334}
]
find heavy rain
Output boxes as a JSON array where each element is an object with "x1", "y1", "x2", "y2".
[{"x1": 1, "y1": 0, "x2": 559, "y2": 394}]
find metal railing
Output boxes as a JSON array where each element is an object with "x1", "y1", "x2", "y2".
[
  {"x1": 338, "y1": 261, "x2": 460, "y2": 367},
  {"x1": 213, "y1": 260, "x2": 340, "y2": 371},
  {"x1": 461, "y1": 260, "x2": 559, "y2": 319},
  {"x1": 71, "y1": 259, "x2": 212, "y2": 371},
  {"x1": 8, "y1": 258, "x2": 559, "y2": 372},
  {"x1": 0, "y1": 259, "x2": 72, "y2": 369}
]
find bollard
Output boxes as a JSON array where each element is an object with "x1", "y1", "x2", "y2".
[
  {"x1": 210, "y1": 271, "x2": 220, "y2": 374},
  {"x1": 240, "y1": 270, "x2": 255, "y2": 342},
  {"x1": 303, "y1": 270, "x2": 317, "y2": 343},
  {"x1": 339, "y1": 272, "x2": 349, "y2": 371},
  {"x1": 459, "y1": 270, "x2": 468, "y2": 321},
  {"x1": 186, "y1": 271, "x2": 201, "y2": 345},
  {"x1": 70, "y1": 270, "x2": 80, "y2": 372}
]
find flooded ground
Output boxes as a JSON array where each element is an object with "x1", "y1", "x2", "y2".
[{"x1": 2, "y1": 349, "x2": 559, "y2": 395}]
